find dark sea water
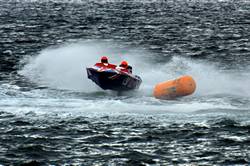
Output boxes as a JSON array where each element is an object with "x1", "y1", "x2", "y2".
[{"x1": 1, "y1": 0, "x2": 250, "y2": 165}]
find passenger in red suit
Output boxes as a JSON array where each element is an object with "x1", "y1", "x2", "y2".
[{"x1": 116, "y1": 60, "x2": 131, "y2": 73}]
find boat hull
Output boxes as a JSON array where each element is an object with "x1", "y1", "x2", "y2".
[{"x1": 86, "y1": 67, "x2": 142, "y2": 91}]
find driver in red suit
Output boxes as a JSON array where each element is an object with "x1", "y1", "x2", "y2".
[{"x1": 94, "y1": 56, "x2": 116, "y2": 69}]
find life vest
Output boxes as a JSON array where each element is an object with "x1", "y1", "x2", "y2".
[
  {"x1": 95, "y1": 63, "x2": 116, "y2": 69},
  {"x1": 116, "y1": 66, "x2": 129, "y2": 73}
]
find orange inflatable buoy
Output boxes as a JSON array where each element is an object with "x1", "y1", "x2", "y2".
[{"x1": 153, "y1": 75, "x2": 196, "y2": 100}]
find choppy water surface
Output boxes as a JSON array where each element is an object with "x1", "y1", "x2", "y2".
[{"x1": 0, "y1": 0, "x2": 250, "y2": 165}]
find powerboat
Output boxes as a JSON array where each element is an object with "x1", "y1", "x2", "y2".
[{"x1": 86, "y1": 66, "x2": 142, "y2": 91}]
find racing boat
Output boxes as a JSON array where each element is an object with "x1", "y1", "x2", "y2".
[{"x1": 86, "y1": 66, "x2": 142, "y2": 91}]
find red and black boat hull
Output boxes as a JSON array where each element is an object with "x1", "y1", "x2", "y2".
[{"x1": 86, "y1": 67, "x2": 142, "y2": 91}]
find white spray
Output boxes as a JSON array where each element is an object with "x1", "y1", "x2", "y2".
[{"x1": 20, "y1": 41, "x2": 250, "y2": 98}]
